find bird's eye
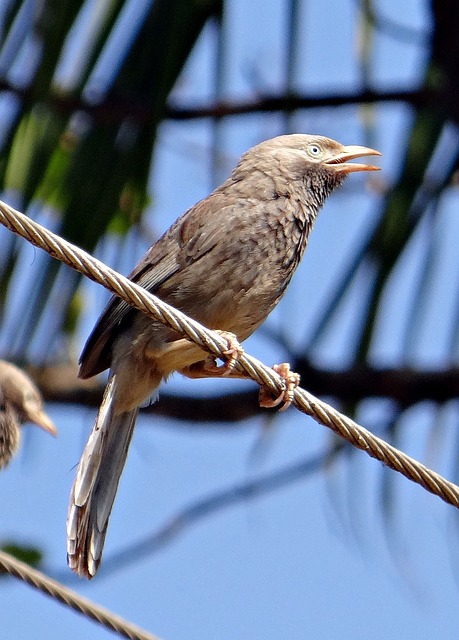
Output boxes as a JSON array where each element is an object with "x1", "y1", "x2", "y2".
[{"x1": 307, "y1": 144, "x2": 322, "y2": 158}]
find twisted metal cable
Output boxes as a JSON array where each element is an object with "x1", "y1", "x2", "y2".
[
  {"x1": 0, "y1": 549, "x2": 161, "y2": 640},
  {"x1": 1, "y1": 199, "x2": 459, "y2": 513}
]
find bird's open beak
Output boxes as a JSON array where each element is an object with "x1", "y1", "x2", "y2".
[
  {"x1": 29, "y1": 409, "x2": 57, "y2": 436},
  {"x1": 325, "y1": 145, "x2": 381, "y2": 174}
]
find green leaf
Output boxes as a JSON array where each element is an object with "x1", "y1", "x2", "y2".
[{"x1": 0, "y1": 543, "x2": 43, "y2": 574}]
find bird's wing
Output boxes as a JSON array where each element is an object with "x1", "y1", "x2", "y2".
[
  {"x1": 79, "y1": 237, "x2": 182, "y2": 378},
  {"x1": 78, "y1": 193, "x2": 230, "y2": 379},
  {"x1": 79, "y1": 190, "x2": 241, "y2": 378}
]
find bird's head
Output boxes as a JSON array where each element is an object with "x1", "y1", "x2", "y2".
[
  {"x1": 21, "y1": 387, "x2": 57, "y2": 435},
  {"x1": 234, "y1": 134, "x2": 381, "y2": 206},
  {"x1": 253, "y1": 133, "x2": 380, "y2": 175},
  {"x1": 0, "y1": 360, "x2": 56, "y2": 436}
]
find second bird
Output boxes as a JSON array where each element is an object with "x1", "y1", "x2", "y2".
[{"x1": 67, "y1": 133, "x2": 380, "y2": 578}]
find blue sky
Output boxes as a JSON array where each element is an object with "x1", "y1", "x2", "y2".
[{"x1": 3, "y1": 1, "x2": 459, "y2": 639}]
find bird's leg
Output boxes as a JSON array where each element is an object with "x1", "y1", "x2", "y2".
[
  {"x1": 180, "y1": 332, "x2": 245, "y2": 380},
  {"x1": 150, "y1": 331, "x2": 243, "y2": 380},
  {"x1": 258, "y1": 362, "x2": 300, "y2": 411},
  {"x1": 182, "y1": 358, "x2": 300, "y2": 413},
  {"x1": 180, "y1": 362, "x2": 249, "y2": 380},
  {"x1": 148, "y1": 339, "x2": 208, "y2": 374}
]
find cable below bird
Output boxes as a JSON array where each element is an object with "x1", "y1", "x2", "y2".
[{"x1": 67, "y1": 134, "x2": 381, "y2": 578}]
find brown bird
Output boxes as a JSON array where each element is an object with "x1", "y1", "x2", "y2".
[
  {"x1": 67, "y1": 134, "x2": 380, "y2": 578},
  {"x1": 0, "y1": 359, "x2": 57, "y2": 468}
]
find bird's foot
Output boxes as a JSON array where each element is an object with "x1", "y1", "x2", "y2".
[
  {"x1": 204, "y1": 331, "x2": 244, "y2": 376},
  {"x1": 180, "y1": 332, "x2": 244, "y2": 380},
  {"x1": 259, "y1": 363, "x2": 300, "y2": 411}
]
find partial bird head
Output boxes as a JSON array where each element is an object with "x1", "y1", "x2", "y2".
[
  {"x1": 234, "y1": 133, "x2": 380, "y2": 197},
  {"x1": 0, "y1": 360, "x2": 56, "y2": 468},
  {"x1": 249, "y1": 133, "x2": 380, "y2": 172}
]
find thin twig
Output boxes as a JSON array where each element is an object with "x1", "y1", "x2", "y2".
[
  {"x1": 94, "y1": 446, "x2": 342, "y2": 579},
  {"x1": 0, "y1": 199, "x2": 458, "y2": 514}
]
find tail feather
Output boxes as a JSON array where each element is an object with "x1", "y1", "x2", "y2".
[{"x1": 67, "y1": 375, "x2": 138, "y2": 578}]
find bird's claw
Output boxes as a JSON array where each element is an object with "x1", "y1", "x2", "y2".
[
  {"x1": 259, "y1": 363, "x2": 300, "y2": 411},
  {"x1": 204, "y1": 331, "x2": 244, "y2": 376}
]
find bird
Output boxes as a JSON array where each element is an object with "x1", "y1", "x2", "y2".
[
  {"x1": 67, "y1": 133, "x2": 380, "y2": 578},
  {"x1": 0, "y1": 359, "x2": 57, "y2": 468}
]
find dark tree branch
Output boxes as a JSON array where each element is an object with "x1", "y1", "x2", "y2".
[
  {"x1": 29, "y1": 360, "x2": 459, "y2": 426},
  {"x1": 0, "y1": 78, "x2": 438, "y2": 126},
  {"x1": 164, "y1": 87, "x2": 435, "y2": 120}
]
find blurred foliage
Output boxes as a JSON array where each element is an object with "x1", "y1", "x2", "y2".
[
  {"x1": 0, "y1": 542, "x2": 43, "y2": 573},
  {"x1": 0, "y1": 0, "x2": 222, "y2": 354}
]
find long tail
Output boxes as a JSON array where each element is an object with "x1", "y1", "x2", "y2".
[{"x1": 67, "y1": 375, "x2": 138, "y2": 578}]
